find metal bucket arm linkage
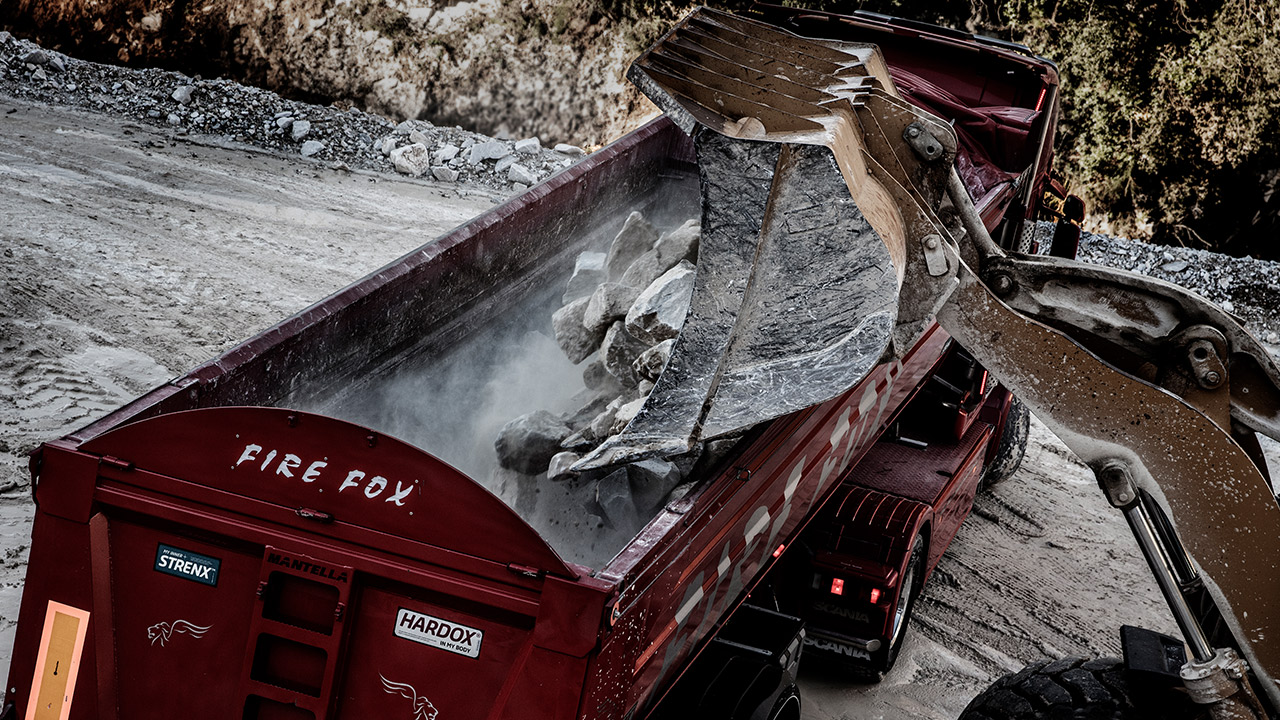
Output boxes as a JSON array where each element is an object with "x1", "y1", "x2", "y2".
[
  {"x1": 576, "y1": 7, "x2": 964, "y2": 470},
  {"x1": 936, "y1": 234, "x2": 1280, "y2": 709}
]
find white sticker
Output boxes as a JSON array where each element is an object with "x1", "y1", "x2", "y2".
[{"x1": 394, "y1": 608, "x2": 483, "y2": 659}]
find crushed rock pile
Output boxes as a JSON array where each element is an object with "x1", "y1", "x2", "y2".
[
  {"x1": 0, "y1": 32, "x2": 583, "y2": 191},
  {"x1": 1078, "y1": 230, "x2": 1280, "y2": 347},
  {"x1": 492, "y1": 211, "x2": 738, "y2": 538},
  {"x1": 1029, "y1": 222, "x2": 1280, "y2": 349}
]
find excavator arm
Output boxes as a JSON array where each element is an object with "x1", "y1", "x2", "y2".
[
  {"x1": 938, "y1": 233, "x2": 1280, "y2": 718},
  {"x1": 603, "y1": 8, "x2": 1280, "y2": 715}
]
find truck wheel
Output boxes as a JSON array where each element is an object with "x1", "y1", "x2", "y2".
[
  {"x1": 981, "y1": 397, "x2": 1029, "y2": 490},
  {"x1": 958, "y1": 657, "x2": 1202, "y2": 720},
  {"x1": 763, "y1": 684, "x2": 800, "y2": 720},
  {"x1": 876, "y1": 534, "x2": 925, "y2": 676}
]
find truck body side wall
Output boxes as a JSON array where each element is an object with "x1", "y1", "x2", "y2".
[{"x1": 584, "y1": 326, "x2": 950, "y2": 719}]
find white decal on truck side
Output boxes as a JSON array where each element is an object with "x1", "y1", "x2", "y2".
[
  {"x1": 232, "y1": 444, "x2": 418, "y2": 511},
  {"x1": 393, "y1": 608, "x2": 483, "y2": 659},
  {"x1": 147, "y1": 619, "x2": 211, "y2": 647},
  {"x1": 380, "y1": 674, "x2": 440, "y2": 720},
  {"x1": 655, "y1": 359, "x2": 903, "y2": 681}
]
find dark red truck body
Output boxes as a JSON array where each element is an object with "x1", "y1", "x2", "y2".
[{"x1": 4, "y1": 10, "x2": 1064, "y2": 720}]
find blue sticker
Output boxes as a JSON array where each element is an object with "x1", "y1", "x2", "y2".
[{"x1": 154, "y1": 544, "x2": 221, "y2": 587}]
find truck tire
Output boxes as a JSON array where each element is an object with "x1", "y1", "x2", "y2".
[
  {"x1": 981, "y1": 397, "x2": 1030, "y2": 490},
  {"x1": 818, "y1": 535, "x2": 924, "y2": 684},
  {"x1": 958, "y1": 657, "x2": 1203, "y2": 720},
  {"x1": 876, "y1": 534, "x2": 925, "y2": 676},
  {"x1": 761, "y1": 684, "x2": 800, "y2": 720}
]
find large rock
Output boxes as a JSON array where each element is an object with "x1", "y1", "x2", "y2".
[
  {"x1": 634, "y1": 338, "x2": 675, "y2": 381},
  {"x1": 625, "y1": 261, "x2": 696, "y2": 344},
  {"x1": 562, "y1": 391, "x2": 611, "y2": 431},
  {"x1": 697, "y1": 435, "x2": 744, "y2": 475},
  {"x1": 552, "y1": 296, "x2": 606, "y2": 364},
  {"x1": 600, "y1": 321, "x2": 648, "y2": 388},
  {"x1": 547, "y1": 451, "x2": 581, "y2": 482},
  {"x1": 508, "y1": 164, "x2": 539, "y2": 186},
  {"x1": 390, "y1": 143, "x2": 431, "y2": 177},
  {"x1": 560, "y1": 430, "x2": 595, "y2": 452},
  {"x1": 629, "y1": 459, "x2": 684, "y2": 513},
  {"x1": 494, "y1": 410, "x2": 571, "y2": 475},
  {"x1": 469, "y1": 140, "x2": 511, "y2": 164},
  {"x1": 491, "y1": 466, "x2": 539, "y2": 516},
  {"x1": 588, "y1": 397, "x2": 624, "y2": 441},
  {"x1": 583, "y1": 359, "x2": 624, "y2": 395},
  {"x1": 564, "y1": 251, "x2": 607, "y2": 303},
  {"x1": 655, "y1": 219, "x2": 700, "y2": 266},
  {"x1": 618, "y1": 249, "x2": 668, "y2": 291},
  {"x1": 596, "y1": 468, "x2": 638, "y2": 527},
  {"x1": 605, "y1": 212, "x2": 659, "y2": 280},
  {"x1": 583, "y1": 282, "x2": 641, "y2": 336},
  {"x1": 610, "y1": 397, "x2": 645, "y2": 435},
  {"x1": 433, "y1": 144, "x2": 460, "y2": 163}
]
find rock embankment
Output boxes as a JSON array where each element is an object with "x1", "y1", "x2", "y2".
[
  {"x1": 0, "y1": 0, "x2": 660, "y2": 148},
  {"x1": 0, "y1": 31, "x2": 583, "y2": 192}
]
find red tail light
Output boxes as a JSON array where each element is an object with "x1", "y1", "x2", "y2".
[
  {"x1": 830, "y1": 578, "x2": 844, "y2": 596},
  {"x1": 869, "y1": 588, "x2": 882, "y2": 604},
  {"x1": 773, "y1": 544, "x2": 785, "y2": 558}
]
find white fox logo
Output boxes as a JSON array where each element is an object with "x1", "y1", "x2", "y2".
[
  {"x1": 147, "y1": 619, "x2": 211, "y2": 647},
  {"x1": 380, "y1": 674, "x2": 439, "y2": 720}
]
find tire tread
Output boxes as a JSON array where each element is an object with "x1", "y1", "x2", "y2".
[{"x1": 959, "y1": 657, "x2": 1201, "y2": 720}]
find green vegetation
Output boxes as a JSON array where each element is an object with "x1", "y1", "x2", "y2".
[{"x1": 1007, "y1": 0, "x2": 1280, "y2": 258}]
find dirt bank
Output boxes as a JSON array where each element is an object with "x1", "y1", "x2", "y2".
[
  {"x1": 0, "y1": 94, "x2": 500, "y2": 666},
  {"x1": 0, "y1": 0, "x2": 666, "y2": 147}
]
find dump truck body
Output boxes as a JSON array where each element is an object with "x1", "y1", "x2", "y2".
[{"x1": 5, "y1": 9, "x2": 1071, "y2": 720}]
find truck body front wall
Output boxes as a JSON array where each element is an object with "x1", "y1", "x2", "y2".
[{"x1": 15, "y1": 410, "x2": 614, "y2": 720}]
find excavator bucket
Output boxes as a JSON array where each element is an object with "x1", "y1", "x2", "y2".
[{"x1": 577, "y1": 8, "x2": 958, "y2": 469}]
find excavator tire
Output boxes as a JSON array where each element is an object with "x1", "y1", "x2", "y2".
[
  {"x1": 980, "y1": 397, "x2": 1030, "y2": 491},
  {"x1": 958, "y1": 657, "x2": 1204, "y2": 720}
]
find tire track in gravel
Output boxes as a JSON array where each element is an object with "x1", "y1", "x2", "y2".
[{"x1": 0, "y1": 97, "x2": 499, "y2": 675}]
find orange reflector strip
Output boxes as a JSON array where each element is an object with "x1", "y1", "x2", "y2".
[
  {"x1": 830, "y1": 578, "x2": 844, "y2": 595},
  {"x1": 27, "y1": 601, "x2": 90, "y2": 720}
]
